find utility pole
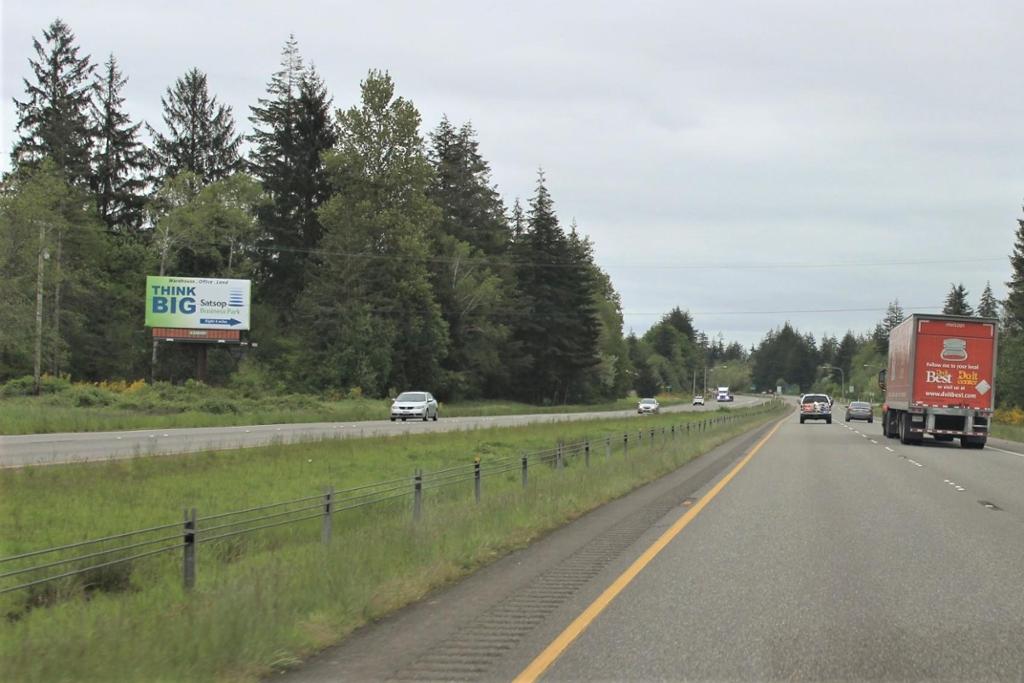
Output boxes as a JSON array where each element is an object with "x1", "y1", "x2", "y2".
[{"x1": 33, "y1": 222, "x2": 48, "y2": 396}]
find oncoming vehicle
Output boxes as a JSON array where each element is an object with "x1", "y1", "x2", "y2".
[
  {"x1": 845, "y1": 401, "x2": 874, "y2": 423},
  {"x1": 637, "y1": 398, "x2": 660, "y2": 414},
  {"x1": 799, "y1": 393, "x2": 832, "y2": 424},
  {"x1": 390, "y1": 391, "x2": 439, "y2": 422},
  {"x1": 693, "y1": 395, "x2": 705, "y2": 406},
  {"x1": 716, "y1": 387, "x2": 733, "y2": 402}
]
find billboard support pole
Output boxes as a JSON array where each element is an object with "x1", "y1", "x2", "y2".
[{"x1": 195, "y1": 345, "x2": 208, "y2": 383}]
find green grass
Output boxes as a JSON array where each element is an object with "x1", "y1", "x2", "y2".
[
  {"x1": 0, "y1": 401, "x2": 784, "y2": 682},
  {"x1": 0, "y1": 384, "x2": 687, "y2": 435},
  {"x1": 991, "y1": 422, "x2": 1024, "y2": 444}
]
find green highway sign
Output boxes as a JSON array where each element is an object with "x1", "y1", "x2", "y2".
[{"x1": 145, "y1": 276, "x2": 251, "y2": 330}]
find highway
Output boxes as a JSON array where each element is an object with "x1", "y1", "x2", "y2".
[
  {"x1": 288, "y1": 409, "x2": 1024, "y2": 682},
  {"x1": 0, "y1": 395, "x2": 761, "y2": 467}
]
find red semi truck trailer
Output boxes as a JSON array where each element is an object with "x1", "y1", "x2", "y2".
[{"x1": 879, "y1": 314, "x2": 997, "y2": 448}]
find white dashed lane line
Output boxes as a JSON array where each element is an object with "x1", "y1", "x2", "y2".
[
  {"x1": 943, "y1": 479, "x2": 966, "y2": 492},
  {"x1": 885, "y1": 447, "x2": 894, "y2": 452},
  {"x1": 870, "y1": 439, "x2": 878, "y2": 444},
  {"x1": 986, "y1": 445, "x2": 1024, "y2": 458}
]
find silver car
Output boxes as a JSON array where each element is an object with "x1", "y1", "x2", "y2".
[
  {"x1": 845, "y1": 401, "x2": 874, "y2": 423},
  {"x1": 637, "y1": 398, "x2": 660, "y2": 414},
  {"x1": 390, "y1": 391, "x2": 439, "y2": 422}
]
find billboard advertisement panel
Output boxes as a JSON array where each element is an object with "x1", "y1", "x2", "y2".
[{"x1": 145, "y1": 276, "x2": 251, "y2": 330}]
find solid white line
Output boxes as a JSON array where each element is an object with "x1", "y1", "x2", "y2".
[{"x1": 986, "y1": 445, "x2": 1024, "y2": 458}]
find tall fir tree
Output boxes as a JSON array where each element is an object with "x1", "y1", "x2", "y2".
[
  {"x1": 834, "y1": 331, "x2": 858, "y2": 378},
  {"x1": 91, "y1": 54, "x2": 148, "y2": 234},
  {"x1": 942, "y1": 283, "x2": 973, "y2": 316},
  {"x1": 977, "y1": 281, "x2": 999, "y2": 319},
  {"x1": 873, "y1": 299, "x2": 904, "y2": 353},
  {"x1": 512, "y1": 171, "x2": 600, "y2": 402},
  {"x1": 565, "y1": 220, "x2": 604, "y2": 391},
  {"x1": 297, "y1": 70, "x2": 447, "y2": 394},
  {"x1": 148, "y1": 68, "x2": 242, "y2": 185},
  {"x1": 249, "y1": 38, "x2": 337, "y2": 309},
  {"x1": 509, "y1": 198, "x2": 526, "y2": 241},
  {"x1": 428, "y1": 117, "x2": 509, "y2": 254},
  {"x1": 1005, "y1": 209, "x2": 1024, "y2": 332},
  {"x1": 11, "y1": 18, "x2": 95, "y2": 188}
]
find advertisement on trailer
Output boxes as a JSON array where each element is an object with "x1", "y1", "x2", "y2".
[{"x1": 911, "y1": 319, "x2": 995, "y2": 409}]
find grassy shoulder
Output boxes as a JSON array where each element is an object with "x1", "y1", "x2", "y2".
[
  {"x1": 0, "y1": 400, "x2": 785, "y2": 682},
  {"x1": 0, "y1": 375, "x2": 687, "y2": 435},
  {"x1": 992, "y1": 422, "x2": 1024, "y2": 444}
]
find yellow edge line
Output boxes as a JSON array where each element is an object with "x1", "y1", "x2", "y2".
[{"x1": 512, "y1": 415, "x2": 786, "y2": 683}]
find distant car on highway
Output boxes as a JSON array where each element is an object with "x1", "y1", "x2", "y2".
[
  {"x1": 637, "y1": 398, "x2": 660, "y2": 414},
  {"x1": 799, "y1": 393, "x2": 832, "y2": 424},
  {"x1": 845, "y1": 401, "x2": 874, "y2": 423},
  {"x1": 692, "y1": 395, "x2": 705, "y2": 406},
  {"x1": 390, "y1": 391, "x2": 439, "y2": 422},
  {"x1": 716, "y1": 387, "x2": 733, "y2": 402}
]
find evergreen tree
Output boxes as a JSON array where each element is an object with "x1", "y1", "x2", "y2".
[
  {"x1": 977, "y1": 281, "x2": 999, "y2": 319},
  {"x1": 249, "y1": 39, "x2": 337, "y2": 308},
  {"x1": 0, "y1": 161, "x2": 105, "y2": 379},
  {"x1": 873, "y1": 299, "x2": 904, "y2": 353},
  {"x1": 942, "y1": 283, "x2": 973, "y2": 316},
  {"x1": 509, "y1": 198, "x2": 526, "y2": 241},
  {"x1": 834, "y1": 331, "x2": 858, "y2": 379},
  {"x1": 148, "y1": 68, "x2": 242, "y2": 184},
  {"x1": 564, "y1": 221, "x2": 604, "y2": 397},
  {"x1": 1005, "y1": 209, "x2": 1024, "y2": 332},
  {"x1": 512, "y1": 171, "x2": 600, "y2": 402},
  {"x1": 298, "y1": 70, "x2": 447, "y2": 394},
  {"x1": 11, "y1": 18, "x2": 95, "y2": 187},
  {"x1": 428, "y1": 117, "x2": 510, "y2": 254},
  {"x1": 91, "y1": 54, "x2": 148, "y2": 234}
]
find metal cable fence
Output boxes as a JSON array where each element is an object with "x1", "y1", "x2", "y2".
[{"x1": 0, "y1": 401, "x2": 781, "y2": 599}]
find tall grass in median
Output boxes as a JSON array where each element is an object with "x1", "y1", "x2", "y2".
[
  {"x1": 0, "y1": 403, "x2": 784, "y2": 682},
  {"x1": 0, "y1": 378, "x2": 687, "y2": 435}
]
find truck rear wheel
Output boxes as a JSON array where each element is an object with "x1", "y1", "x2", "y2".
[
  {"x1": 883, "y1": 411, "x2": 898, "y2": 439},
  {"x1": 899, "y1": 413, "x2": 921, "y2": 445},
  {"x1": 961, "y1": 435, "x2": 986, "y2": 449}
]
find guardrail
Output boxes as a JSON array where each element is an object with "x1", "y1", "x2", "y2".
[{"x1": 1, "y1": 401, "x2": 781, "y2": 601}]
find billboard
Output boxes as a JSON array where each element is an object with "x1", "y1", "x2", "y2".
[{"x1": 145, "y1": 276, "x2": 251, "y2": 331}]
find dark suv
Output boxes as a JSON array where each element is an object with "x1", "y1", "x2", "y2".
[{"x1": 799, "y1": 393, "x2": 832, "y2": 424}]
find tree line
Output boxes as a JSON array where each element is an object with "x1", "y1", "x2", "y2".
[
  {"x1": 6, "y1": 19, "x2": 1024, "y2": 408},
  {"x1": 0, "y1": 20, "x2": 730, "y2": 403}
]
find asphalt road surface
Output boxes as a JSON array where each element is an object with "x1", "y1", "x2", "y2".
[
  {"x1": 287, "y1": 410, "x2": 1024, "y2": 682},
  {"x1": 0, "y1": 395, "x2": 761, "y2": 467}
]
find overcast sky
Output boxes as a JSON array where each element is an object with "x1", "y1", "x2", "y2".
[{"x1": 3, "y1": 1, "x2": 1022, "y2": 347}]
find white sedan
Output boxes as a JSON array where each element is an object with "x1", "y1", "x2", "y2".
[
  {"x1": 692, "y1": 395, "x2": 705, "y2": 406},
  {"x1": 390, "y1": 391, "x2": 439, "y2": 422},
  {"x1": 637, "y1": 398, "x2": 660, "y2": 414}
]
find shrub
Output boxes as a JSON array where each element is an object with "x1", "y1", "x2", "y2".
[
  {"x1": 64, "y1": 385, "x2": 115, "y2": 408},
  {"x1": 197, "y1": 398, "x2": 240, "y2": 415},
  {"x1": 995, "y1": 407, "x2": 1024, "y2": 425},
  {"x1": 0, "y1": 374, "x2": 71, "y2": 397}
]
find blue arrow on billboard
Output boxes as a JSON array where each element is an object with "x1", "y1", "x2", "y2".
[{"x1": 200, "y1": 318, "x2": 242, "y2": 326}]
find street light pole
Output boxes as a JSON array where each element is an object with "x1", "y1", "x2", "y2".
[{"x1": 821, "y1": 365, "x2": 844, "y2": 401}]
